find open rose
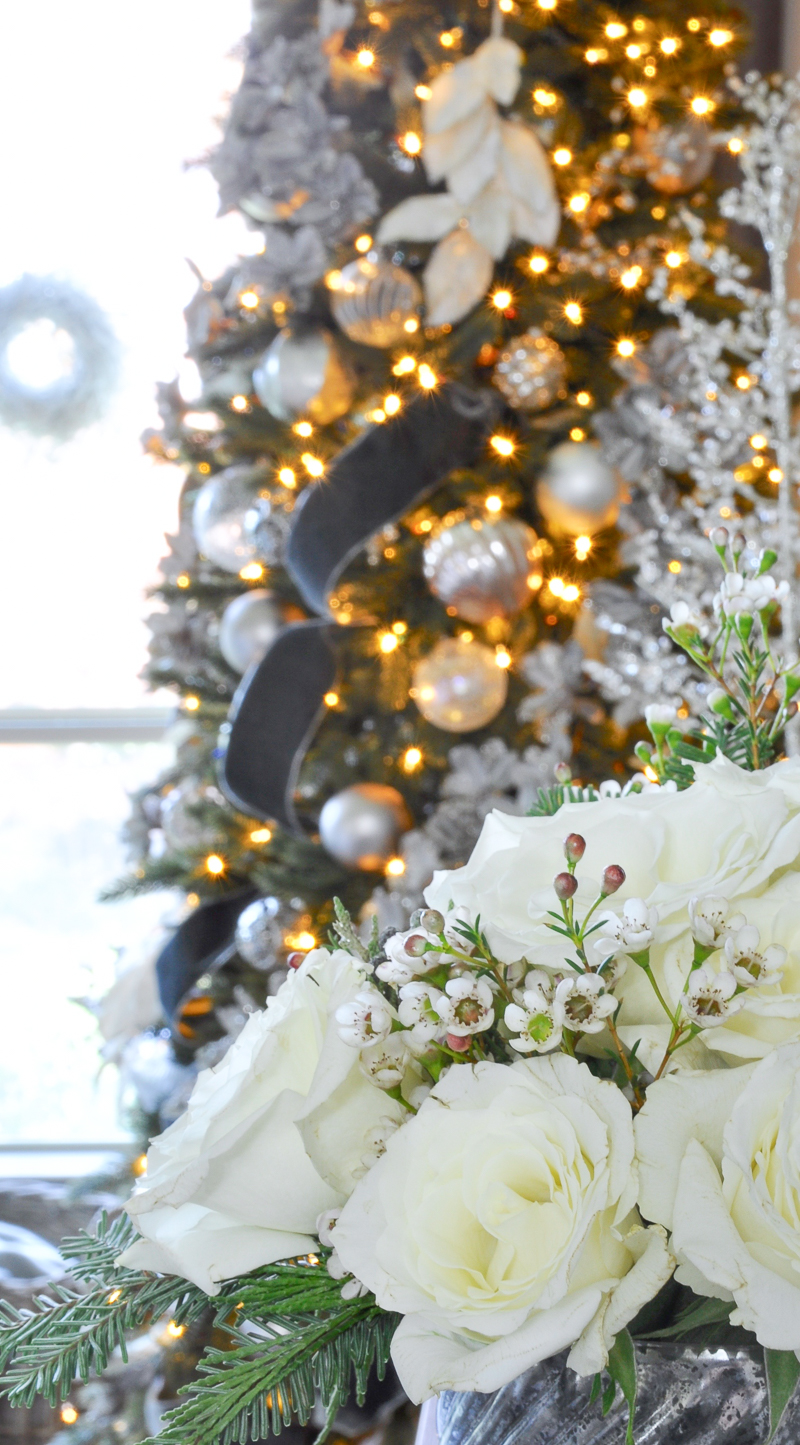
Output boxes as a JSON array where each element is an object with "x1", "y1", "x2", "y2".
[{"x1": 333, "y1": 1056, "x2": 672, "y2": 1401}]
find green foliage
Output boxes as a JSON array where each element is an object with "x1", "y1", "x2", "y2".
[
  {"x1": 605, "y1": 1331, "x2": 637, "y2": 1445},
  {"x1": 764, "y1": 1349, "x2": 800, "y2": 1442},
  {"x1": 640, "y1": 1293, "x2": 733, "y2": 1340}
]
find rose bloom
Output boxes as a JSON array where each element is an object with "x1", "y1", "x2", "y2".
[
  {"x1": 333, "y1": 1056, "x2": 671, "y2": 1402},
  {"x1": 117, "y1": 950, "x2": 406, "y2": 1292},
  {"x1": 425, "y1": 757, "x2": 800, "y2": 1073},
  {"x1": 635, "y1": 1045, "x2": 800, "y2": 1352}
]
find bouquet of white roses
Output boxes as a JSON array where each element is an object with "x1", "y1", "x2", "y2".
[{"x1": 3, "y1": 536, "x2": 800, "y2": 1445}]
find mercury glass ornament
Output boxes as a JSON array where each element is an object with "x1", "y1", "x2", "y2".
[
  {"x1": 161, "y1": 779, "x2": 228, "y2": 853},
  {"x1": 235, "y1": 896, "x2": 283, "y2": 970},
  {"x1": 244, "y1": 493, "x2": 291, "y2": 566},
  {"x1": 218, "y1": 589, "x2": 283, "y2": 674},
  {"x1": 634, "y1": 121, "x2": 714, "y2": 194},
  {"x1": 193, "y1": 465, "x2": 262, "y2": 573},
  {"x1": 331, "y1": 258, "x2": 422, "y2": 348},
  {"x1": 252, "y1": 327, "x2": 352, "y2": 424},
  {"x1": 423, "y1": 516, "x2": 541, "y2": 623},
  {"x1": 319, "y1": 783, "x2": 412, "y2": 870},
  {"x1": 412, "y1": 637, "x2": 508, "y2": 733},
  {"x1": 493, "y1": 329, "x2": 566, "y2": 411},
  {"x1": 536, "y1": 441, "x2": 622, "y2": 536}
]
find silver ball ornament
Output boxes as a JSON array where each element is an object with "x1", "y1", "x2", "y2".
[
  {"x1": 218, "y1": 589, "x2": 283, "y2": 674},
  {"x1": 423, "y1": 516, "x2": 542, "y2": 623},
  {"x1": 244, "y1": 494, "x2": 291, "y2": 566},
  {"x1": 634, "y1": 122, "x2": 713, "y2": 195},
  {"x1": 161, "y1": 779, "x2": 228, "y2": 853},
  {"x1": 235, "y1": 897, "x2": 283, "y2": 970},
  {"x1": 536, "y1": 442, "x2": 623, "y2": 537},
  {"x1": 493, "y1": 329, "x2": 567, "y2": 411},
  {"x1": 331, "y1": 258, "x2": 422, "y2": 348},
  {"x1": 319, "y1": 783, "x2": 412, "y2": 870},
  {"x1": 412, "y1": 638, "x2": 508, "y2": 733},
  {"x1": 252, "y1": 327, "x2": 352, "y2": 424},
  {"x1": 193, "y1": 465, "x2": 262, "y2": 573}
]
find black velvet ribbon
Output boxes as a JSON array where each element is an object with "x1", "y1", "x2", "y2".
[{"x1": 156, "y1": 887, "x2": 257, "y2": 1021}]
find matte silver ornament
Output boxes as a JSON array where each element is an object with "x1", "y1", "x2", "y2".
[
  {"x1": 536, "y1": 441, "x2": 623, "y2": 536},
  {"x1": 493, "y1": 329, "x2": 566, "y2": 411},
  {"x1": 423, "y1": 516, "x2": 542, "y2": 623},
  {"x1": 235, "y1": 896, "x2": 283, "y2": 970},
  {"x1": 412, "y1": 638, "x2": 508, "y2": 733},
  {"x1": 252, "y1": 326, "x2": 352, "y2": 424},
  {"x1": 218, "y1": 589, "x2": 283, "y2": 674},
  {"x1": 244, "y1": 493, "x2": 291, "y2": 566},
  {"x1": 634, "y1": 121, "x2": 714, "y2": 195},
  {"x1": 331, "y1": 258, "x2": 422, "y2": 348},
  {"x1": 319, "y1": 782, "x2": 412, "y2": 870},
  {"x1": 193, "y1": 465, "x2": 262, "y2": 573}
]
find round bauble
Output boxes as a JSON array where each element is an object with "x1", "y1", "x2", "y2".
[
  {"x1": 252, "y1": 327, "x2": 352, "y2": 424},
  {"x1": 161, "y1": 780, "x2": 228, "y2": 854},
  {"x1": 193, "y1": 465, "x2": 262, "y2": 573},
  {"x1": 244, "y1": 493, "x2": 291, "y2": 567},
  {"x1": 235, "y1": 896, "x2": 283, "y2": 970},
  {"x1": 319, "y1": 783, "x2": 412, "y2": 871},
  {"x1": 536, "y1": 442, "x2": 623, "y2": 536},
  {"x1": 412, "y1": 637, "x2": 508, "y2": 733},
  {"x1": 331, "y1": 258, "x2": 422, "y2": 348},
  {"x1": 634, "y1": 122, "x2": 713, "y2": 195},
  {"x1": 423, "y1": 516, "x2": 541, "y2": 624},
  {"x1": 218, "y1": 589, "x2": 283, "y2": 674},
  {"x1": 493, "y1": 329, "x2": 566, "y2": 411}
]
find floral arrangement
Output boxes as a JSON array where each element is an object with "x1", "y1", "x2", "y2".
[{"x1": 4, "y1": 537, "x2": 800, "y2": 1445}]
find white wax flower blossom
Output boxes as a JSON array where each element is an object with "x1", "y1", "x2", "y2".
[
  {"x1": 377, "y1": 927, "x2": 448, "y2": 986},
  {"x1": 723, "y1": 925, "x2": 786, "y2": 988},
  {"x1": 398, "y1": 981, "x2": 445, "y2": 1041},
  {"x1": 681, "y1": 964, "x2": 742, "y2": 1028},
  {"x1": 644, "y1": 704, "x2": 677, "y2": 729},
  {"x1": 333, "y1": 1057, "x2": 673, "y2": 1402},
  {"x1": 593, "y1": 899, "x2": 658, "y2": 959},
  {"x1": 336, "y1": 988, "x2": 394, "y2": 1049},
  {"x1": 358, "y1": 1117, "x2": 402, "y2": 1173},
  {"x1": 438, "y1": 976, "x2": 495, "y2": 1036},
  {"x1": 504, "y1": 973, "x2": 564, "y2": 1054},
  {"x1": 713, "y1": 571, "x2": 790, "y2": 619},
  {"x1": 555, "y1": 974, "x2": 617, "y2": 1035},
  {"x1": 663, "y1": 600, "x2": 704, "y2": 635},
  {"x1": 358, "y1": 1034, "x2": 411, "y2": 1089},
  {"x1": 316, "y1": 1208, "x2": 341, "y2": 1249},
  {"x1": 116, "y1": 951, "x2": 406, "y2": 1292},
  {"x1": 634, "y1": 1046, "x2": 800, "y2": 1353},
  {"x1": 688, "y1": 895, "x2": 745, "y2": 948}
]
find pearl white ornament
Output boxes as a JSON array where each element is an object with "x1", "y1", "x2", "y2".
[
  {"x1": 160, "y1": 780, "x2": 228, "y2": 853},
  {"x1": 319, "y1": 783, "x2": 412, "y2": 870},
  {"x1": 331, "y1": 258, "x2": 422, "y2": 347},
  {"x1": 634, "y1": 122, "x2": 713, "y2": 195},
  {"x1": 412, "y1": 637, "x2": 508, "y2": 732},
  {"x1": 493, "y1": 329, "x2": 566, "y2": 411},
  {"x1": 218, "y1": 589, "x2": 283, "y2": 674},
  {"x1": 252, "y1": 327, "x2": 352, "y2": 424},
  {"x1": 193, "y1": 465, "x2": 261, "y2": 573},
  {"x1": 235, "y1": 897, "x2": 283, "y2": 970},
  {"x1": 423, "y1": 516, "x2": 541, "y2": 623},
  {"x1": 536, "y1": 442, "x2": 623, "y2": 536}
]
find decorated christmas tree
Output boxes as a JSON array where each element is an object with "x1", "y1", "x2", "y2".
[{"x1": 106, "y1": 0, "x2": 754, "y2": 1076}]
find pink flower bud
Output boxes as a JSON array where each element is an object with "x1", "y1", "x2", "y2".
[
  {"x1": 554, "y1": 762, "x2": 572, "y2": 784},
  {"x1": 708, "y1": 527, "x2": 728, "y2": 549},
  {"x1": 420, "y1": 909, "x2": 445, "y2": 934},
  {"x1": 404, "y1": 933, "x2": 429, "y2": 957},
  {"x1": 602, "y1": 865, "x2": 626, "y2": 895},
  {"x1": 287, "y1": 952, "x2": 305, "y2": 969},
  {"x1": 563, "y1": 833, "x2": 586, "y2": 864},
  {"x1": 554, "y1": 872, "x2": 578, "y2": 900},
  {"x1": 446, "y1": 1032, "x2": 471, "y2": 1052}
]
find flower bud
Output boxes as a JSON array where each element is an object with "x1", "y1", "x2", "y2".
[
  {"x1": 602, "y1": 864, "x2": 626, "y2": 895},
  {"x1": 404, "y1": 933, "x2": 429, "y2": 957},
  {"x1": 708, "y1": 687, "x2": 735, "y2": 720},
  {"x1": 785, "y1": 671, "x2": 800, "y2": 700},
  {"x1": 287, "y1": 952, "x2": 305, "y2": 970},
  {"x1": 554, "y1": 872, "x2": 578, "y2": 900},
  {"x1": 446, "y1": 1032, "x2": 472, "y2": 1052},
  {"x1": 708, "y1": 526, "x2": 728, "y2": 551},
  {"x1": 731, "y1": 532, "x2": 747, "y2": 557},
  {"x1": 757, "y1": 548, "x2": 778, "y2": 576},
  {"x1": 563, "y1": 833, "x2": 586, "y2": 864},
  {"x1": 420, "y1": 909, "x2": 445, "y2": 934},
  {"x1": 554, "y1": 762, "x2": 573, "y2": 784}
]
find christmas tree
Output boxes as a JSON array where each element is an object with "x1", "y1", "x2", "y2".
[{"x1": 107, "y1": 0, "x2": 751, "y2": 1076}]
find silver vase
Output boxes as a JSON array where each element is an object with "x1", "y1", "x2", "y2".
[{"x1": 436, "y1": 1342, "x2": 800, "y2": 1444}]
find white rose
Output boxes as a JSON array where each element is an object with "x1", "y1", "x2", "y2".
[
  {"x1": 425, "y1": 756, "x2": 800, "y2": 966},
  {"x1": 333, "y1": 1056, "x2": 672, "y2": 1402},
  {"x1": 634, "y1": 1046, "x2": 800, "y2": 1351},
  {"x1": 117, "y1": 950, "x2": 405, "y2": 1293}
]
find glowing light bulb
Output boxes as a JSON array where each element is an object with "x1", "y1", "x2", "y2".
[
  {"x1": 691, "y1": 96, "x2": 714, "y2": 115},
  {"x1": 415, "y1": 84, "x2": 432, "y2": 100},
  {"x1": 620, "y1": 264, "x2": 643, "y2": 288},
  {"x1": 250, "y1": 827, "x2": 273, "y2": 842},
  {"x1": 167, "y1": 1321, "x2": 186, "y2": 1339},
  {"x1": 708, "y1": 28, "x2": 733, "y2": 45},
  {"x1": 564, "y1": 302, "x2": 583, "y2": 324},
  {"x1": 605, "y1": 21, "x2": 627, "y2": 38},
  {"x1": 176, "y1": 573, "x2": 190, "y2": 588},
  {"x1": 769, "y1": 468, "x2": 783, "y2": 482},
  {"x1": 294, "y1": 420, "x2": 313, "y2": 437},
  {"x1": 394, "y1": 355, "x2": 416, "y2": 375},
  {"x1": 184, "y1": 695, "x2": 200, "y2": 711},
  {"x1": 644, "y1": 764, "x2": 659, "y2": 783},
  {"x1": 325, "y1": 269, "x2": 343, "y2": 290},
  {"x1": 616, "y1": 338, "x2": 636, "y2": 357},
  {"x1": 575, "y1": 535, "x2": 592, "y2": 560},
  {"x1": 660, "y1": 36, "x2": 679, "y2": 53},
  {"x1": 239, "y1": 290, "x2": 259, "y2": 309},
  {"x1": 529, "y1": 254, "x2": 549, "y2": 274},
  {"x1": 553, "y1": 147, "x2": 572, "y2": 165},
  {"x1": 735, "y1": 374, "x2": 752, "y2": 390},
  {"x1": 379, "y1": 631, "x2": 399, "y2": 653},
  {"x1": 750, "y1": 434, "x2": 768, "y2": 450},
  {"x1": 392, "y1": 620, "x2": 408, "y2": 635},
  {"x1": 576, "y1": 390, "x2": 592, "y2": 406},
  {"x1": 384, "y1": 393, "x2": 401, "y2": 414},
  {"x1": 418, "y1": 363, "x2": 437, "y2": 389},
  {"x1": 132, "y1": 1153, "x2": 148, "y2": 1176},
  {"x1": 206, "y1": 854, "x2": 225, "y2": 875},
  {"x1": 231, "y1": 394, "x2": 249, "y2": 412},
  {"x1": 499, "y1": 0, "x2": 514, "y2": 10},
  {"x1": 355, "y1": 235, "x2": 373, "y2": 254},
  {"x1": 323, "y1": 692, "x2": 339, "y2": 707},
  {"x1": 404, "y1": 317, "x2": 419, "y2": 333},
  {"x1": 485, "y1": 494, "x2": 503, "y2": 513},
  {"x1": 495, "y1": 648, "x2": 512, "y2": 668},
  {"x1": 278, "y1": 466, "x2": 296, "y2": 488},
  {"x1": 371, "y1": 408, "x2": 386, "y2": 423},
  {"x1": 537, "y1": 0, "x2": 557, "y2": 11},
  {"x1": 492, "y1": 288, "x2": 512, "y2": 309},
  {"x1": 562, "y1": 583, "x2": 580, "y2": 602},
  {"x1": 289, "y1": 931, "x2": 316, "y2": 951},
  {"x1": 533, "y1": 88, "x2": 557, "y2": 106},
  {"x1": 490, "y1": 435, "x2": 515, "y2": 457},
  {"x1": 728, "y1": 136, "x2": 744, "y2": 154},
  {"x1": 625, "y1": 43, "x2": 642, "y2": 57},
  {"x1": 302, "y1": 453, "x2": 324, "y2": 476},
  {"x1": 570, "y1": 427, "x2": 586, "y2": 441},
  {"x1": 665, "y1": 250, "x2": 683, "y2": 268},
  {"x1": 61, "y1": 1406, "x2": 79, "y2": 1425},
  {"x1": 627, "y1": 87, "x2": 647, "y2": 107},
  {"x1": 356, "y1": 48, "x2": 375, "y2": 67},
  {"x1": 403, "y1": 746, "x2": 423, "y2": 772},
  {"x1": 548, "y1": 576, "x2": 565, "y2": 596},
  {"x1": 668, "y1": 559, "x2": 682, "y2": 574},
  {"x1": 585, "y1": 47, "x2": 608, "y2": 63},
  {"x1": 687, "y1": 17, "x2": 702, "y2": 32},
  {"x1": 401, "y1": 131, "x2": 421, "y2": 155},
  {"x1": 385, "y1": 856, "x2": 406, "y2": 876},
  {"x1": 568, "y1": 192, "x2": 590, "y2": 214},
  {"x1": 239, "y1": 562, "x2": 264, "y2": 580},
  {"x1": 439, "y1": 29, "x2": 455, "y2": 45}
]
